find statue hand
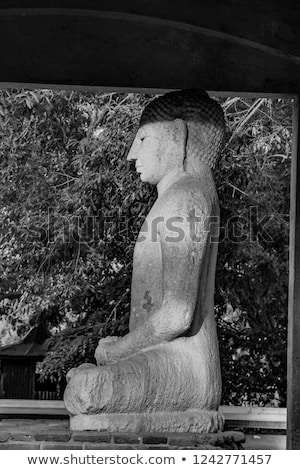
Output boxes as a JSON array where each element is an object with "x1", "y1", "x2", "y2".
[
  {"x1": 66, "y1": 362, "x2": 96, "y2": 382},
  {"x1": 94, "y1": 335, "x2": 120, "y2": 365}
]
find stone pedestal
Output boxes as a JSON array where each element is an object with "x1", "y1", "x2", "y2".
[{"x1": 70, "y1": 409, "x2": 224, "y2": 433}]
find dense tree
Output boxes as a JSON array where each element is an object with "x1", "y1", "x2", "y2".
[
  {"x1": 0, "y1": 90, "x2": 154, "y2": 379},
  {"x1": 215, "y1": 98, "x2": 291, "y2": 405},
  {"x1": 0, "y1": 90, "x2": 291, "y2": 405}
]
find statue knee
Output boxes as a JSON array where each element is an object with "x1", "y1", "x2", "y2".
[{"x1": 64, "y1": 366, "x2": 115, "y2": 415}]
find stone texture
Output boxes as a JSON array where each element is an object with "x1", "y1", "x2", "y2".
[
  {"x1": 10, "y1": 432, "x2": 34, "y2": 441},
  {"x1": 113, "y1": 434, "x2": 141, "y2": 444},
  {"x1": 0, "y1": 432, "x2": 10, "y2": 442},
  {"x1": 73, "y1": 432, "x2": 111, "y2": 443},
  {"x1": 142, "y1": 435, "x2": 168, "y2": 444},
  {"x1": 0, "y1": 442, "x2": 40, "y2": 450},
  {"x1": 41, "y1": 443, "x2": 82, "y2": 450},
  {"x1": 168, "y1": 434, "x2": 199, "y2": 447},
  {"x1": 222, "y1": 430, "x2": 245, "y2": 443},
  {"x1": 83, "y1": 444, "x2": 112, "y2": 450},
  {"x1": 181, "y1": 444, "x2": 221, "y2": 450},
  {"x1": 141, "y1": 446, "x2": 169, "y2": 450},
  {"x1": 70, "y1": 410, "x2": 224, "y2": 433},
  {"x1": 34, "y1": 431, "x2": 71, "y2": 441},
  {"x1": 64, "y1": 90, "x2": 226, "y2": 433},
  {"x1": 84, "y1": 444, "x2": 134, "y2": 450},
  {"x1": 0, "y1": 418, "x2": 245, "y2": 450}
]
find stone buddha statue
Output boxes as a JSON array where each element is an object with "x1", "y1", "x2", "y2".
[{"x1": 64, "y1": 89, "x2": 226, "y2": 433}]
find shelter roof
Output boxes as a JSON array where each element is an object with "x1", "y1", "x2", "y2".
[
  {"x1": 1, "y1": 2, "x2": 300, "y2": 93},
  {"x1": 0, "y1": 323, "x2": 50, "y2": 358}
]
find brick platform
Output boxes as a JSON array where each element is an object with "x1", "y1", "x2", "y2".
[{"x1": 0, "y1": 419, "x2": 245, "y2": 450}]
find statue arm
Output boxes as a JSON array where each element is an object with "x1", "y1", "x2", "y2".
[{"x1": 95, "y1": 194, "x2": 209, "y2": 365}]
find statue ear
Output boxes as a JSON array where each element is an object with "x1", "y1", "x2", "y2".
[
  {"x1": 173, "y1": 118, "x2": 188, "y2": 167},
  {"x1": 173, "y1": 118, "x2": 187, "y2": 141}
]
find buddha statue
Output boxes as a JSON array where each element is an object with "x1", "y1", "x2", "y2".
[{"x1": 64, "y1": 89, "x2": 226, "y2": 433}]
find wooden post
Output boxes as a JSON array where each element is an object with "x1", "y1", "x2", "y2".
[{"x1": 287, "y1": 96, "x2": 300, "y2": 449}]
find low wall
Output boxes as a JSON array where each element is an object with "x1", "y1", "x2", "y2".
[
  {"x1": 0, "y1": 401, "x2": 286, "y2": 450},
  {"x1": 0, "y1": 420, "x2": 244, "y2": 450},
  {"x1": 0, "y1": 400, "x2": 287, "y2": 429}
]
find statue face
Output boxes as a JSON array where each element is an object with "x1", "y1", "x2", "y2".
[{"x1": 127, "y1": 122, "x2": 182, "y2": 184}]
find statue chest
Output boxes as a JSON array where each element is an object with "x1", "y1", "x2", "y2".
[{"x1": 129, "y1": 205, "x2": 164, "y2": 330}]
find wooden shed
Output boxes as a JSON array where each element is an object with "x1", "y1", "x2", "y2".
[
  {"x1": 0, "y1": 323, "x2": 59, "y2": 400},
  {"x1": 0, "y1": 1, "x2": 300, "y2": 448}
]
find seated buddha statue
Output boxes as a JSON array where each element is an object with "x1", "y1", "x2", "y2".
[{"x1": 64, "y1": 89, "x2": 226, "y2": 433}]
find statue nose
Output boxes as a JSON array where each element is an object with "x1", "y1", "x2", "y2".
[{"x1": 127, "y1": 139, "x2": 138, "y2": 161}]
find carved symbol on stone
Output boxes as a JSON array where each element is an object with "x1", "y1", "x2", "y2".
[{"x1": 143, "y1": 290, "x2": 154, "y2": 313}]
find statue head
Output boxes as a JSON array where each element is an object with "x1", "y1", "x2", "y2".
[{"x1": 127, "y1": 89, "x2": 225, "y2": 184}]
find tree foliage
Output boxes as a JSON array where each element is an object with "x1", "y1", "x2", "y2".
[
  {"x1": 215, "y1": 97, "x2": 291, "y2": 406},
  {"x1": 0, "y1": 90, "x2": 291, "y2": 404},
  {"x1": 0, "y1": 90, "x2": 154, "y2": 380}
]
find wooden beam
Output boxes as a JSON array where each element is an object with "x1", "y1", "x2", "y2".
[
  {"x1": 0, "y1": 400, "x2": 287, "y2": 430},
  {"x1": 287, "y1": 97, "x2": 300, "y2": 449},
  {"x1": 0, "y1": 12, "x2": 300, "y2": 93},
  {"x1": 0, "y1": 84, "x2": 295, "y2": 101},
  {"x1": 0, "y1": 399, "x2": 67, "y2": 416},
  {"x1": 1, "y1": 1, "x2": 300, "y2": 59},
  {"x1": 244, "y1": 435, "x2": 286, "y2": 451},
  {"x1": 222, "y1": 406, "x2": 286, "y2": 430}
]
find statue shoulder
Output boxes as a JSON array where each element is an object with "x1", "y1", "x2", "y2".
[{"x1": 159, "y1": 176, "x2": 214, "y2": 218}]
